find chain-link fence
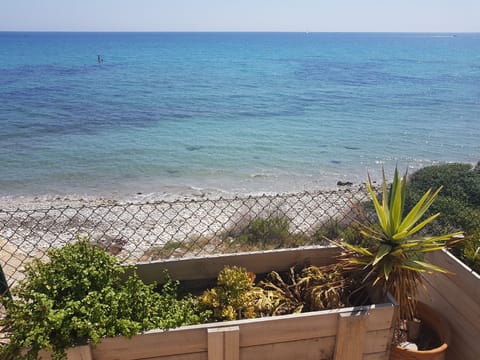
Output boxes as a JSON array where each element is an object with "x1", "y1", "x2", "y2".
[{"x1": 0, "y1": 188, "x2": 373, "y2": 287}]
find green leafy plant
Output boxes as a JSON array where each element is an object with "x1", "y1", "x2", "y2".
[
  {"x1": 197, "y1": 263, "x2": 350, "y2": 323},
  {"x1": 451, "y1": 231, "x2": 480, "y2": 274},
  {"x1": 230, "y1": 216, "x2": 292, "y2": 248},
  {"x1": 406, "y1": 163, "x2": 480, "y2": 210},
  {"x1": 312, "y1": 218, "x2": 367, "y2": 246},
  {"x1": 198, "y1": 266, "x2": 258, "y2": 321},
  {"x1": 342, "y1": 168, "x2": 463, "y2": 321},
  {"x1": 405, "y1": 163, "x2": 480, "y2": 272},
  {"x1": 0, "y1": 239, "x2": 203, "y2": 360}
]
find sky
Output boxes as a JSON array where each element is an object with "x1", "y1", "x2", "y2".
[{"x1": 1, "y1": 0, "x2": 479, "y2": 32}]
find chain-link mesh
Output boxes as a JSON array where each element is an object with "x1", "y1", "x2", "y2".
[{"x1": 0, "y1": 188, "x2": 373, "y2": 286}]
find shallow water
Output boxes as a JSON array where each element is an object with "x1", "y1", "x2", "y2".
[{"x1": 0, "y1": 32, "x2": 479, "y2": 197}]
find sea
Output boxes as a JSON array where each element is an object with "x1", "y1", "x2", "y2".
[{"x1": 0, "y1": 32, "x2": 479, "y2": 198}]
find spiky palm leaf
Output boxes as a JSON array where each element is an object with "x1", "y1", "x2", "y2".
[{"x1": 343, "y1": 168, "x2": 462, "y2": 321}]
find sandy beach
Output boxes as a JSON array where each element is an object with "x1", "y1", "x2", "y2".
[{"x1": 0, "y1": 186, "x2": 369, "y2": 283}]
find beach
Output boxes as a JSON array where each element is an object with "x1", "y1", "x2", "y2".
[{"x1": 0, "y1": 185, "x2": 372, "y2": 284}]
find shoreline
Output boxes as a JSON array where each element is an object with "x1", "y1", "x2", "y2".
[
  {"x1": 1, "y1": 161, "x2": 474, "y2": 211},
  {"x1": 0, "y1": 181, "x2": 365, "y2": 211}
]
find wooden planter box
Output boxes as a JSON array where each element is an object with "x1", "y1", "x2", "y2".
[
  {"x1": 39, "y1": 246, "x2": 397, "y2": 360},
  {"x1": 417, "y1": 250, "x2": 480, "y2": 360}
]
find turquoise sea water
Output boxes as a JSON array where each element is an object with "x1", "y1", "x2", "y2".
[{"x1": 0, "y1": 32, "x2": 479, "y2": 197}]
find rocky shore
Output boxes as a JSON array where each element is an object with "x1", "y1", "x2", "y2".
[{"x1": 0, "y1": 186, "x2": 368, "y2": 283}]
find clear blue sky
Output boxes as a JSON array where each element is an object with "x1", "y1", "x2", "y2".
[{"x1": 1, "y1": 0, "x2": 479, "y2": 32}]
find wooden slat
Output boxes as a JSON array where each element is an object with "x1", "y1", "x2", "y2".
[
  {"x1": 240, "y1": 337, "x2": 336, "y2": 360},
  {"x1": 417, "y1": 276, "x2": 480, "y2": 360},
  {"x1": 363, "y1": 351, "x2": 390, "y2": 360},
  {"x1": 420, "y1": 271, "x2": 479, "y2": 331},
  {"x1": 92, "y1": 327, "x2": 207, "y2": 360},
  {"x1": 365, "y1": 304, "x2": 396, "y2": 331},
  {"x1": 238, "y1": 312, "x2": 338, "y2": 347},
  {"x1": 207, "y1": 326, "x2": 239, "y2": 360},
  {"x1": 134, "y1": 246, "x2": 341, "y2": 283},
  {"x1": 427, "y1": 250, "x2": 480, "y2": 304},
  {"x1": 208, "y1": 328, "x2": 224, "y2": 360},
  {"x1": 224, "y1": 327, "x2": 239, "y2": 360},
  {"x1": 420, "y1": 250, "x2": 480, "y2": 360},
  {"x1": 145, "y1": 353, "x2": 208, "y2": 360},
  {"x1": 364, "y1": 329, "x2": 394, "y2": 354},
  {"x1": 237, "y1": 303, "x2": 395, "y2": 348},
  {"x1": 67, "y1": 345, "x2": 93, "y2": 360},
  {"x1": 334, "y1": 311, "x2": 368, "y2": 360}
]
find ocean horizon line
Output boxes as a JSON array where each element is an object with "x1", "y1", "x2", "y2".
[{"x1": 1, "y1": 30, "x2": 478, "y2": 34}]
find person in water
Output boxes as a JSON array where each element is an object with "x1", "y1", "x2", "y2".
[{"x1": 97, "y1": 55, "x2": 104, "y2": 63}]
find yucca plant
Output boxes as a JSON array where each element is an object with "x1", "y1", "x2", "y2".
[{"x1": 342, "y1": 168, "x2": 463, "y2": 321}]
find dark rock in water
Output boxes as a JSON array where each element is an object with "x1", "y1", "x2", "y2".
[
  {"x1": 166, "y1": 169, "x2": 181, "y2": 175},
  {"x1": 337, "y1": 181, "x2": 353, "y2": 186}
]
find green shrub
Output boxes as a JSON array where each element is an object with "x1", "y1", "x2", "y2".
[
  {"x1": 449, "y1": 231, "x2": 480, "y2": 274},
  {"x1": 405, "y1": 163, "x2": 480, "y2": 272},
  {"x1": 312, "y1": 218, "x2": 368, "y2": 246},
  {"x1": 221, "y1": 213, "x2": 315, "y2": 250},
  {"x1": 428, "y1": 197, "x2": 480, "y2": 232},
  {"x1": 235, "y1": 216, "x2": 291, "y2": 247},
  {"x1": 407, "y1": 163, "x2": 480, "y2": 205},
  {"x1": 1, "y1": 239, "x2": 203, "y2": 360},
  {"x1": 197, "y1": 264, "x2": 351, "y2": 323},
  {"x1": 198, "y1": 266, "x2": 257, "y2": 321},
  {"x1": 406, "y1": 163, "x2": 480, "y2": 231}
]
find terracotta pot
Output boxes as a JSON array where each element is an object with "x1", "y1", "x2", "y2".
[{"x1": 390, "y1": 301, "x2": 451, "y2": 360}]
